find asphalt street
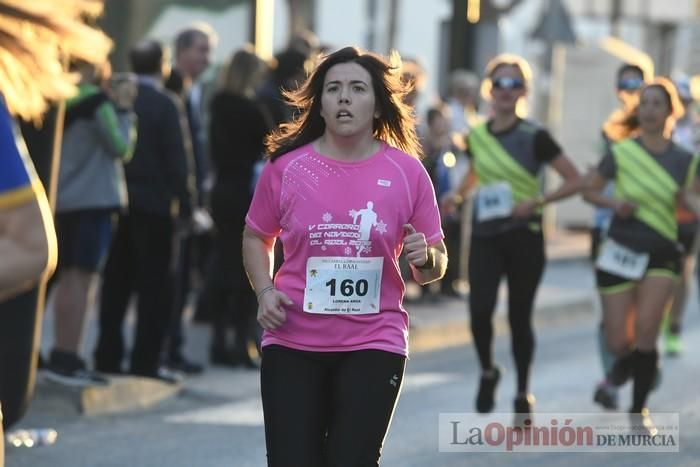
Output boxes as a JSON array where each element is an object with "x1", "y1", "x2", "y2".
[{"x1": 6, "y1": 258, "x2": 700, "y2": 466}]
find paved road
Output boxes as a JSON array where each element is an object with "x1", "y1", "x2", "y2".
[
  {"x1": 382, "y1": 311, "x2": 700, "y2": 467},
  {"x1": 8, "y1": 290, "x2": 700, "y2": 466}
]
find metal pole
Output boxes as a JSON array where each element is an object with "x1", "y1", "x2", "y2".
[
  {"x1": 610, "y1": 0, "x2": 622, "y2": 37},
  {"x1": 366, "y1": 0, "x2": 377, "y2": 51},
  {"x1": 387, "y1": 0, "x2": 399, "y2": 52}
]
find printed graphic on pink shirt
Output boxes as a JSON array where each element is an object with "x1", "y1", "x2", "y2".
[{"x1": 308, "y1": 201, "x2": 387, "y2": 257}]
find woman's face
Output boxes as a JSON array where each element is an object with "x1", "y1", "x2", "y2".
[
  {"x1": 320, "y1": 62, "x2": 377, "y2": 139},
  {"x1": 638, "y1": 86, "x2": 671, "y2": 134},
  {"x1": 489, "y1": 64, "x2": 526, "y2": 116}
]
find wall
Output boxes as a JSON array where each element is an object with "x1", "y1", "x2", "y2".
[{"x1": 316, "y1": 0, "x2": 453, "y2": 113}]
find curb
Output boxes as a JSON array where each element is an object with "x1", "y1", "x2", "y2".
[{"x1": 34, "y1": 374, "x2": 182, "y2": 417}]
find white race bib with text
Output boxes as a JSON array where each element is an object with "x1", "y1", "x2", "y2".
[
  {"x1": 476, "y1": 182, "x2": 513, "y2": 222},
  {"x1": 596, "y1": 239, "x2": 649, "y2": 280},
  {"x1": 303, "y1": 256, "x2": 383, "y2": 315}
]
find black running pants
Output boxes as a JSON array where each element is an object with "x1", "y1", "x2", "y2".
[
  {"x1": 260, "y1": 345, "x2": 406, "y2": 467},
  {"x1": 468, "y1": 228, "x2": 545, "y2": 393}
]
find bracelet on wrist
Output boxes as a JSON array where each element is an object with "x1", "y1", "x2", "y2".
[
  {"x1": 416, "y1": 248, "x2": 436, "y2": 270},
  {"x1": 256, "y1": 285, "x2": 276, "y2": 301}
]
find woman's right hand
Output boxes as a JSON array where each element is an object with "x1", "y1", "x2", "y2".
[
  {"x1": 440, "y1": 192, "x2": 462, "y2": 216},
  {"x1": 257, "y1": 288, "x2": 292, "y2": 330},
  {"x1": 613, "y1": 199, "x2": 637, "y2": 218}
]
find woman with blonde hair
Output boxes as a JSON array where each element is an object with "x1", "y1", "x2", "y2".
[
  {"x1": 446, "y1": 53, "x2": 581, "y2": 420},
  {"x1": 203, "y1": 45, "x2": 272, "y2": 367},
  {"x1": 584, "y1": 77, "x2": 699, "y2": 434}
]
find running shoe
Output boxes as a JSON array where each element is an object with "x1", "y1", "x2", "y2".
[
  {"x1": 513, "y1": 393, "x2": 536, "y2": 427},
  {"x1": 629, "y1": 408, "x2": 658, "y2": 437},
  {"x1": 593, "y1": 381, "x2": 619, "y2": 410},
  {"x1": 475, "y1": 366, "x2": 501, "y2": 413},
  {"x1": 664, "y1": 332, "x2": 683, "y2": 356},
  {"x1": 661, "y1": 313, "x2": 683, "y2": 356},
  {"x1": 44, "y1": 350, "x2": 109, "y2": 387},
  {"x1": 514, "y1": 393, "x2": 535, "y2": 414},
  {"x1": 165, "y1": 353, "x2": 204, "y2": 374}
]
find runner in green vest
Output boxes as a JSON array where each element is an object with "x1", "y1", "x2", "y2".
[
  {"x1": 592, "y1": 63, "x2": 648, "y2": 411},
  {"x1": 444, "y1": 54, "x2": 581, "y2": 422},
  {"x1": 583, "y1": 77, "x2": 700, "y2": 435}
]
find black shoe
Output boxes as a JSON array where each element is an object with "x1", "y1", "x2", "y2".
[
  {"x1": 132, "y1": 366, "x2": 184, "y2": 385},
  {"x1": 593, "y1": 381, "x2": 619, "y2": 410},
  {"x1": 166, "y1": 354, "x2": 204, "y2": 375},
  {"x1": 439, "y1": 286, "x2": 462, "y2": 299},
  {"x1": 210, "y1": 347, "x2": 259, "y2": 369},
  {"x1": 513, "y1": 393, "x2": 535, "y2": 428},
  {"x1": 236, "y1": 352, "x2": 260, "y2": 369},
  {"x1": 44, "y1": 350, "x2": 109, "y2": 387},
  {"x1": 476, "y1": 366, "x2": 501, "y2": 413},
  {"x1": 514, "y1": 393, "x2": 535, "y2": 414},
  {"x1": 155, "y1": 366, "x2": 185, "y2": 384},
  {"x1": 210, "y1": 346, "x2": 238, "y2": 367}
]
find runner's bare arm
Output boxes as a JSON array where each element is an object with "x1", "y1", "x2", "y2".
[
  {"x1": 582, "y1": 168, "x2": 636, "y2": 217},
  {"x1": 242, "y1": 226, "x2": 291, "y2": 330},
  {"x1": 541, "y1": 154, "x2": 581, "y2": 203}
]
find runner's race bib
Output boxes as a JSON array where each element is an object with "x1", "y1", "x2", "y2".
[
  {"x1": 596, "y1": 238, "x2": 649, "y2": 280},
  {"x1": 476, "y1": 182, "x2": 513, "y2": 222},
  {"x1": 303, "y1": 256, "x2": 383, "y2": 315}
]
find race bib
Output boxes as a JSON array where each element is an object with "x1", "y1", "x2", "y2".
[
  {"x1": 303, "y1": 256, "x2": 383, "y2": 315},
  {"x1": 476, "y1": 182, "x2": 513, "y2": 222},
  {"x1": 596, "y1": 239, "x2": 649, "y2": 280}
]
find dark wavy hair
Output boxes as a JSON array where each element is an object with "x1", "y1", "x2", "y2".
[
  {"x1": 266, "y1": 46, "x2": 421, "y2": 161},
  {"x1": 639, "y1": 77, "x2": 685, "y2": 136}
]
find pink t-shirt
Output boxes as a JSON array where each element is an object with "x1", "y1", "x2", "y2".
[{"x1": 246, "y1": 142, "x2": 443, "y2": 356}]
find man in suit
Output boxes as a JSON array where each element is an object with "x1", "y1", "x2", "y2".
[
  {"x1": 162, "y1": 23, "x2": 217, "y2": 374},
  {"x1": 94, "y1": 39, "x2": 194, "y2": 383}
]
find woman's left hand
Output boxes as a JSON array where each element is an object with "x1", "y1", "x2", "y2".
[
  {"x1": 403, "y1": 224, "x2": 429, "y2": 267},
  {"x1": 512, "y1": 199, "x2": 540, "y2": 219}
]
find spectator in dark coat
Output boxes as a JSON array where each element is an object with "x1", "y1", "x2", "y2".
[
  {"x1": 94, "y1": 39, "x2": 194, "y2": 383},
  {"x1": 204, "y1": 44, "x2": 271, "y2": 367},
  {"x1": 258, "y1": 47, "x2": 309, "y2": 127},
  {"x1": 161, "y1": 23, "x2": 218, "y2": 374}
]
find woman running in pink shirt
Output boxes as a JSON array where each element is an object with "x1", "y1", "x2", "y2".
[{"x1": 243, "y1": 46, "x2": 447, "y2": 466}]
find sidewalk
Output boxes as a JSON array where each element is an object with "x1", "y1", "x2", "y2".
[{"x1": 31, "y1": 229, "x2": 595, "y2": 417}]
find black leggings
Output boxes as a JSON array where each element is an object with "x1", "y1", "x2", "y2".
[
  {"x1": 468, "y1": 228, "x2": 545, "y2": 393},
  {"x1": 0, "y1": 288, "x2": 40, "y2": 429},
  {"x1": 260, "y1": 345, "x2": 406, "y2": 467}
]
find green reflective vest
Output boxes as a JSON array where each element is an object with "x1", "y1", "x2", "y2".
[
  {"x1": 468, "y1": 123, "x2": 542, "y2": 212},
  {"x1": 612, "y1": 139, "x2": 699, "y2": 242}
]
